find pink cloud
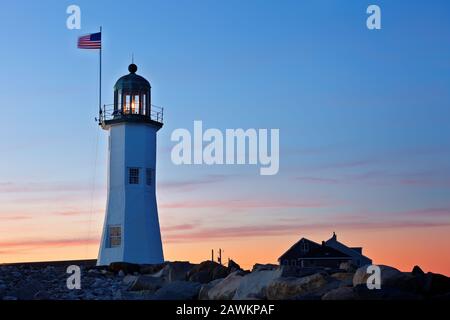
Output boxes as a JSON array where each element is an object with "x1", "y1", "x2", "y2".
[
  {"x1": 160, "y1": 199, "x2": 334, "y2": 210},
  {"x1": 0, "y1": 215, "x2": 31, "y2": 221},
  {"x1": 158, "y1": 174, "x2": 230, "y2": 192},
  {"x1": 0, "y1": 238, "x2": 98, "y2": 249},
  {"x1": 161, "y1": 223, "x2": 197, "y2": 232},
  {"x1": 0, "y1": 182, "x2": 102, "y2": 194},
  {"x1": 163, "y1": 220, "x2": 450, "y2": 243}
]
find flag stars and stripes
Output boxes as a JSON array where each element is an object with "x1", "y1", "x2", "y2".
[{"x1": 77, "y1": 32, "x2": 101, "y2": 49}]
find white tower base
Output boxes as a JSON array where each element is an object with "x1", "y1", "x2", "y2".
[{"x1": 97, "y1": 122, "x2": 164, "y2": 266}]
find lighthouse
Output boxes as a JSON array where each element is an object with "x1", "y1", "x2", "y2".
[{"x1": 97, "y1": 63, "x2": 164, "y2": 266}]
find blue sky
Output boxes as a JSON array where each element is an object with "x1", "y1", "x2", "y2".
[{"x1": 0, "y1": 0, "x2": 449, "y2": 272}]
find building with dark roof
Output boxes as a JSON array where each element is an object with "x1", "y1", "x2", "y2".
[{"x1": 278, "y1": 233, "x2": 372, "y2": 268}]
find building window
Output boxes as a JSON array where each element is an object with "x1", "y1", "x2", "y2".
[
  {"x1": 129, "y1": 167, "x2": 140, "y2": 184},
  {"x1": 146, "y1": 168, "x2": 154, "y2": 186},
  {"x1": 108, "y1": 225, "x2": 121, "y2": 248}
]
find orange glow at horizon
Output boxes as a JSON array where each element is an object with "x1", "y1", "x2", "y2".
[{"x1": 1, "y1": 224, "x2": 449, "y2": 276}]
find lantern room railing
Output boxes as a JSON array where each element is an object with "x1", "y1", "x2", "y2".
[{"x1": 99, "y1": 103, "x2": 164, "y2": 125}]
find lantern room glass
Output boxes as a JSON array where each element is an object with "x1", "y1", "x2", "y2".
[{"x1": 114, "y1": 90, "x2": 150, "y2": 117}]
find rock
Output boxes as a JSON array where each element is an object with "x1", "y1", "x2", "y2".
[
  {"x1": 109, "y1": 262, "x2": 140, "y2": 275},
  {"x1": 422, "y1": 272, "x2": 450, "y2": 296},
  {"x1": 227, "y1": 260, "x2": 242, "y2": 272},
  {"x1": 88, "y1": 269, "x2": 100, "y2": 274},
  {"x1": 208, "y1": 271, "x2": 245, "y2": 300},
  {"x1": 233, "y1": 268, "x2": 283, "y2": 300},
  {"x1": 252, "y1": 263, "x2": 278, "y2": 272},
  {"x1": 9, "y1": 279, "x2": 44, "y2": 300},
  {"x1": 140, "y1": 263, "x2": 166, "y2": 275},
  {"x1": 412, "y1": 265, "x2": 425, "y2": 276},
  {"x1": 332, "y1": 272, "x2": 354, "y2": 281},
  {"x1": 353, "y1": 265, "x2": 408, "y2": 288},
  {"x1": 165, "y1": 261, "x2": 195, "y2": 282},
  {"x1": 331, "y1": 272, "x2": 354, "y2": 287},
  {"x1": 91, "y1": 278, "x2": 105, "y2": 288},
  {"x1": 128, "y1": 275, "x2": 164, "y2": 292},
  {"x1": 353, "y1": 284, "x2": 423, "y2": 300},
  {"x1": 112, "y1": 289, "x2": 123, "y2": 300},
  {"x1": 322, "y1": 286, "x2": 356, "y2": 300},
  {"x1": 266, "y1": 273, "x2": 331, "y2": 300},
  {"x1": 188, "y1": 271, "x2": 211, "y2": 284},
  {"x1": 198, "y1": 279, "x2": 223, "y2": 300},
  {"x1": 3, "y1": 296, "x2": 18, "y2": 301},
  {"x1": 281, "y1": 266, "x2": 323, "y2": 278},
  {"x1": 153, "y1": 281, "x2": 201, "y2": 300},
  {"x1": 120, "y1": 290, "x2": 155, "y2": 300},
  {"x1": 187, "y1": 261, "x2": 229, "y2": 284},
  {"x1": 339, "y1": 261, "x2": 357, "y2": 272},
  {"x1": 0, "y1": 283, "x2": 7, "y2": 297},
  {"x1": 122, "y1": 275, "x2": 138, "y2": 287}
]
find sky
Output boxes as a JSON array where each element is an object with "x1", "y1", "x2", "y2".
[{"x1": 0, "y1": 0, "x2": 449, "y2": 274}]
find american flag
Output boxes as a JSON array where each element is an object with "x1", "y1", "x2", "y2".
[{"x1": 77, "y1": 32, "x2": 101, "y2": 49}]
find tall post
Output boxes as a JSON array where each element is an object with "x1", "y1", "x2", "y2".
[{"x1": 99, "y1": 26, "x2": 102, "y2": 118}]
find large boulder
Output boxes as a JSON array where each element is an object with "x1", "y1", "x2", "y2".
[
  {"x1": 123, "y1": 275, "x2": 138, "y2": 287},
  {"x1": 227, "y1": 260, "x2": 242, "y2": 272},
  {"x1": 339, "y1": 261, "x2": 357, "y2": 273},
  {"x1": 233, "y1": 268, "x2": 283, "y2": 300},
  {"x1": 207, "y1": 271, "x2": 245, "y2": 300},
  {"x1": 353, "y1": 284, "x2": 422, "y2": 300},
  {"x1": 187, "y1": 261, "x2": 229, "y2": 284},
  {"x1": 331, "y1": 272, "x2": 354, "y2": 287},
  {"x1": 164, "y1": 261, "x2": 196, "y2": 282},
  {"x1": 139, "y1": 263, "x2": 167, "y2": 275},
  {"x1": 266, "y1": 273, "x2": 331, "y2": 300},
  {"x1": 198, "y1": 279, "x2": 223, "y2": 300},
  {"x1": 281, "y1": 266, "x2": 324, "y2": 278},
  {"x1": 128, "y1": 275, "x2": 164, "y2": 292},
  {"x1": 153, "y1": 281, "x2": 201, "y2": 300},
  {"x1": 353, "y1": 265, "x2": 408, "y2": 288},
  {"x1": 412, "y1": 265, "x2": 425, "y2": 276},
  {"x1": 252, "y1": 264, "x2": 278, "y2": 272},
  {"x1": 108, "y1": 262, "x2": 140, "y2": 275},
  {"x1": 322, "y1": 287, "x2": 356, "y2": 300},
  {"x1": 421, "y1": 272, "x2": 450, "y2": 297},
  {"x1": 9, "y1": 279, "x2": 44, "y2": 300}
]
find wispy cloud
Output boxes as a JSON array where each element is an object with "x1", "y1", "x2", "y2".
[
  {"x1": 0, "y1": 181, "x2": 96, "y2": 194},
  {"x1": 158, "y1": 174, "x2": 230, "y2": 192},
  {"x1": 0, "y1": 215, "x2": 32, "y2": 221},
  {"x1": 163, "y1": 219, "x2": 450, "y2": 243},
  {"x1": 0, "y1": 238, "x2": 98, "y2": 250},
  {"x1": 160, "y1": 198, "x2": 335, "y2": 210},
  {"x1": 161, "y1": 223, "x2": 197, "y2": 232},
  {"x1": 296, "y1": 170, "x2": 450, "y2": 188}
]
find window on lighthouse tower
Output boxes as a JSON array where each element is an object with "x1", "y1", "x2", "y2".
[
  {"x1": 108, "y1": 225, "x2": 122, "y2": 248},
  {"x1": 128, "y1": 168, "x2": 140, "y2": 184}
]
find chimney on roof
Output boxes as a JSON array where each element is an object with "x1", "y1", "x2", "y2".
[{"x1": 332, "y1": 232, "x2": 337, "y2": 241}]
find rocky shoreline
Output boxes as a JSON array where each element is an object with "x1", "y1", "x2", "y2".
[{"x1": 0, "y1": 260, "x2": 449, "y2": 300}]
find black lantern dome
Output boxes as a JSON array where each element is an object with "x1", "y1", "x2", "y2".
[
  {"x1": 113, "y1": 64, "x2": 151, "y2": 117},
  {"x1": 99, "y1": 64, "x2": 163, "y2": 129}
]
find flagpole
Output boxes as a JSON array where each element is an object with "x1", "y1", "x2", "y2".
[{"x1": 99, "y1": 26, "x2": 102, "y2": 119}]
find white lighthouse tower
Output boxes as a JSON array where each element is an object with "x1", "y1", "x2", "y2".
[{"x1": 97, "y1": 63, "x2": 164, "y2": 266}]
